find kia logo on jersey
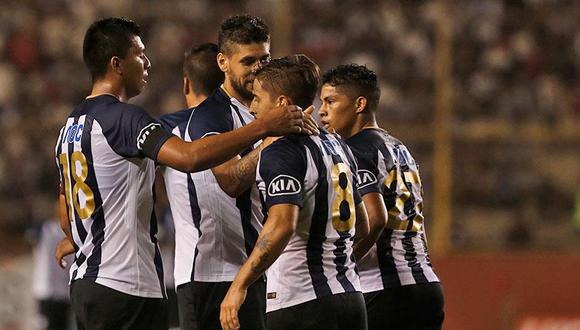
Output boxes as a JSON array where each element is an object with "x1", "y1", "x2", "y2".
[
  {"x1": 268, "y1": 175, "x2": 301, "y2": 196},
  {"x1": 137, "y1": 123, "x2": 162, "y2": 150},
  {"x1": 357, "y1": 170, "x2": 377, "y2": 189}
]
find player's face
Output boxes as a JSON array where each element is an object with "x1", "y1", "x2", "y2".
[
  {"x1": 224, "y1": 42, "x2": 270, "y2": 103},
  {"x1": 250, "y1": 78, "x2": 278, "y2": 119},
  {"x1": 121, "y1": 35, "x2": 151, "y2": 99},
  {"x1": 319, "y1": 84, "x2": 357, "y2": 137}
]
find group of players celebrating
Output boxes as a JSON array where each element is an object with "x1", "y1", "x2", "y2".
[{"x1": 55, "y1": 14, "x2": 444, "y2": 330}]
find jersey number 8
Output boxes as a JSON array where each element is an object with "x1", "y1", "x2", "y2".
[
  {"x1": 331, "y1": 162, "x2": 355, "y2": 232},
  {"x1": 59, "y1": 152, "x2": 95, "y2": 221}
]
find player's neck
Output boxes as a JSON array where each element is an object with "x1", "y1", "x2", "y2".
[
  {"x1": 347, "y1": 115, "x2": 379, "y2": 139},
  {"x1": 89, "y1": 79, "x2": 127, "y2": 102},
  {"x1": 186, "y1": 93, "x2": 207, "y2": 109},
  {"x1": 221, "y1": 82, "x2": 250, "y2": 107}
]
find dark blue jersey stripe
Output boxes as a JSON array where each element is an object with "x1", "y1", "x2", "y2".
[
  {"x1": 149, "y1": 210, "x2": 167, "y2": 298},
  {"x1": 421, "y1": 232, "x2": 434, "y2": 268},
  {"x1": 377, "y1": 229, "x2": 401, "y2": 287},
  {"x1": 303, "y1": 138, "x2": 332, "y2": 298},
  {"x1": 333, "y1": 232, "x2": 356, "y2": 292},
  {"x1": 237, "y1": 190, "x2": 258, "y2": 257},
  {"x1": 402, "y1": 231, "x2": 428, "y2": 283},
  {"x1": 82, "y1": 116, "x2": 106, "y2": 279},
  {"x1": 187, "y1": 174, "x2": 202, "y2": 280}
]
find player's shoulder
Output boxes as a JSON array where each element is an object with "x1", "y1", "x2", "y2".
[
  {"x1": 159, "y1": 108, "x2": 192, "y2": 131},
  {"x1": 81, "y1": 95, "x2": 148, "y2": 123},
  {"x1": 261, "y1": 134, "x2": 309, "y2": 165},
  {"x1": 191, "y1": 88, "x2": 232, "y2": 117}
]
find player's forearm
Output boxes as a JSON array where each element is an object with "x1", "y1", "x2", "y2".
[
  {"x1": 353, "y1": 202, "x2": 372, "y2": 260},
  {"x1": 353, "y1": 225, "x2": 382, "y2": 261},
  {"x1": 59, "y1": 194, "x2": 73, "y2": 244},
  {"x1": 354, "y1": 193, "x2": 387, "y2": 260},
  {"x1": 215, "y1": 147, "x2": 261, "y2": 197},
  {"x1": 159, "y1": 121, "x2": 268, "y2": 172},
  {"x1": 230, "y1": 217, "x2": 293, "y2": 290}
]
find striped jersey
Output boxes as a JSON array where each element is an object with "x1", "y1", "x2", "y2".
[
  {"x1": 345, "y1": 128, "x2": 439, "y2": 293},
  {"x1": 184, "y1": 87, "x2": 263, "y2": 282},
  {"x1": 54, "y1": 95, "x2": 172, "y2": 298},
  {"x1": 158, "y1": 108, "x2": 198, "y2": 287},
  {"x1": 257, "y1": 131, "x2": 362, "y2": 313}
]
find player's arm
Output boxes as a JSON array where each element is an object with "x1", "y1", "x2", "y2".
[
  {"x1": 220, "y1": 204, "x2": 298, "y2": 330},
  {"x1": 56, "y1": 192, "x2": 75, "y2": 269},
  {"x1": 212, "y1": 107, "x2": 316, "y2": 197},
  {"x1": 353, "y1": 193, "x2": 386, "y2": 260},
  {"x1": 157, "y1": 105, "x2": 310, "y2": 173},
  {"x1": 211, "y1": 137, "x2": 278, "y2": 197}
]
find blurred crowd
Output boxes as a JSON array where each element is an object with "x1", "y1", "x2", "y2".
[{"x1": 0, "y1": 0, "x2": 578, "y2": 252}]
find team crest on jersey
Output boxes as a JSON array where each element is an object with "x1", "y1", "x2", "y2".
[
  {"x1": 137, "y1": 123, "x2": 162, "y2": 150},
  {"x1": 268, "y1": 175, "x2": 301, "y2": 196},
  {"x1": 357, "y1": 170, "x2": 377, "y2": 189}
]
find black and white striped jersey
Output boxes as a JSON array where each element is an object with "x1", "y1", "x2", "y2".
[
  {"x1": 257, "y1": 131, "x2": 362, "y2": 313},
  {"x1": 183, "y1": 87, "x2": 263, "y2": 282},
  {"x1": 345, "y1": 128, "x2": 439, "y2": 293},
  {"x1": 54, "y1": 95, "x2": 172, "y2": 298},
  {"x1": 158, "y1": 108, "x2": 198, "y2": 288}
]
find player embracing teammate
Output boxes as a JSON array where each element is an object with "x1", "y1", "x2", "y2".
[{"x1": 56, "y1": 14, "x2": 443, "y2": 330}]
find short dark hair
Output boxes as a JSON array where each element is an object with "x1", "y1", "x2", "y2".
[
  {"x1": 83, "y1": 17, "x2": 141, "y2": 80},
  {"x1": 218, "y1": 15, "x2": 270, "y2": 55},
  {"x1": 322, "y1": 64, "x2": 381, "y2": 111},
  {"x1": 183, "y1": 43, "x2": 224, "y2": 96},
  {"x1": 255, "y1": 54, "x2": 320, "y2": 109}
]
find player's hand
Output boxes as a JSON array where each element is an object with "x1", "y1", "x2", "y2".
[
  {"x1": 55, "y1": 237, "x2": 74, "y2": 269},
  {"x1": 220, "y1": 285, "x2": 247, "y2": 330},
  {"x1": 302, "y1": 106, "x2": 319, "y2": 136},
  {"x1": 260, "y1": 105, "x2": 318, "y2": 137}
]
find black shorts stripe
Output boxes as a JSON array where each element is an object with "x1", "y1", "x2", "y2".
[{"x1": 303, "y1": 139, "x2": 332, "y2": 298}]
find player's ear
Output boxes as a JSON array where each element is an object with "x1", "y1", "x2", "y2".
[
  {"x1": 217, "y1": 52, "x2": 228, "y2": 73},
  {"x1": 183, "y1": 76, "x2": 190, "y2": 96},
  {"x1": 111, "y1": 56, "x2": 122, "y2": 76},
  {"x1": 277, "y1": 95, "x2": 290, "y2": 107},
  {"x1": 355, "y1": 96, "x2": 368, "y2": 114}
]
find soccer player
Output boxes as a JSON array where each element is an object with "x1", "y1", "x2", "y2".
[
  {"x1": 158, "y1": 42, "x2": 224, "y2": 330},
  {"x1": 318, "y1": 64, "x2": 445, "y2": 330},
  {"x1": 220, "y1": 56, "x2": 370, "y2": 330},
  {"x1": 55, "y1": 18, "x2": 308, "y2": 330},
  {"x1": 181, "y1": 15, "x2": 289, "y2": 330}
]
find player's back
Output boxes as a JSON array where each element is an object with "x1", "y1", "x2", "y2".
[
  {"x1": 345, "y1": 128, "x2": 439, "y2": 291},
  {"x1": 257, "y1": 131, "x2": 362, "y2": 312},
  {"x1": 54, "y1": 95, "x2": 165, "y2": 298},
  {"x1": 158, "y1": 108, "x2": 199, "y2": 288}
]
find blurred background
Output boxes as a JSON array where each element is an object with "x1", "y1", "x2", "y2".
[{"x1": 0, "y1": 0, "x2": 578, "y2": 329}]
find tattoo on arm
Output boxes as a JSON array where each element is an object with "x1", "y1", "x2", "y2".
[
  {"x1": 250, "y1": 230, "x2": 273, "y2": 274},
  {"x1": 228, "y1": 148, "x2": 260, "y2": 189}
]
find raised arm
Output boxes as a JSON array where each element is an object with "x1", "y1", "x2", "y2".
[
  {"x1": 157, "y1": 105, "x2": 307, "y2": 173},
  {"x1": 220, "y1": 204, "x2": 299, "y2": 330},
  {"x1": 212, "y1": 107, "x2": 316, "y2": 197}
]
